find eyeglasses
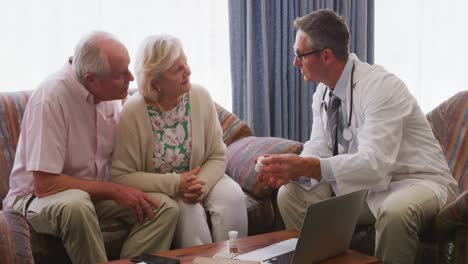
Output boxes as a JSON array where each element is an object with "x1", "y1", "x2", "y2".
[{"x1": 294, "y1": 48, "x2": 324, "y2": 61}]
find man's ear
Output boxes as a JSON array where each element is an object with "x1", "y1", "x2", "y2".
[
  {"x1": 84, "y1": 72, "x2": 95, "y2": 83},
  {"x1": 321, "y1": 48, "x2": 336, "y2": 65},
  {"x1": 83, "y1": 72, "x2": 98, "y2": 95}
]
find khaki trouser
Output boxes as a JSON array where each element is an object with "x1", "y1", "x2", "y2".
[
  {"x1": 13, "y1": 189, "x2": 179, "y2": 264},
  {"x1": 277, "y1": 182, "x2": 439, "y2": 264}
]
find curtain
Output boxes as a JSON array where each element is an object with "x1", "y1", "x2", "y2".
[{"x1": 229, "y1": 0, "x2": 374, "y2": 141}]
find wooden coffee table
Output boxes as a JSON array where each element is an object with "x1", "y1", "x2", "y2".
[{"x1": 105, "y1": 230, "x2": 381, "y2": 264}]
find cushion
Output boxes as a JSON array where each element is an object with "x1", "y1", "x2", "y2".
[
  {"x1": 215, "y1": 103, "x2": 253, "y2": 146},
  {"x1": 226, "y1": 136, "x2": 303, "y2": 198},
  {"x1": 0, "y1": 91, "x2": 32, "y2": 209}
]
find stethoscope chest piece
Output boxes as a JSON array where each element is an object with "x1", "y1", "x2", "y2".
[
  {"x1": 322, "y1": 62, "x2": 356, "y2": 144},
  {"x1": 343, "y1": 128, "x2": 353, "y2": 141}
]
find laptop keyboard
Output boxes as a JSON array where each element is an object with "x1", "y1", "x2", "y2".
[{"x1": 263, "y1": 250, "x2": 294, "y2": 264}]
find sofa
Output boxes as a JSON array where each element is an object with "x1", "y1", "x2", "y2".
[
  {"x1": 0, "y1": 209, "x2": 33, "y2": 264},
  {"x1": 0, "y1": 89, "x2": 301, "y2": 263},
  {"x1": 0, "y1": 89, "x2": 466, "y2": 263}
]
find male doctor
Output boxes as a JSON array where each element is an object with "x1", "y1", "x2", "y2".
[{"x1": 257, "y1": 9, "x2": 458, "y2": 264}]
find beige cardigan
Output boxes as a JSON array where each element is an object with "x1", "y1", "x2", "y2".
[{"x1": 111, "y1": 84, "x2": 226, "y2": 199}]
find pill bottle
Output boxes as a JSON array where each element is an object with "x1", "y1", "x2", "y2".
[
  {"x1": 228, "y1": 230, "x2": 238, "y2": 253},
  {"x1": 255, "y1": 155, "x2": 265, "y2": 172}
]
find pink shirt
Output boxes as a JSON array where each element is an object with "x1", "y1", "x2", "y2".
[{"x1": 3, "y1": 60, "x2": 121, "y2": 209}]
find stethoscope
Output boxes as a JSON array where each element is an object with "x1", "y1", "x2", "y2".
[{"x1": 320, "y1": 62, "x2": 355, "y2": 143}]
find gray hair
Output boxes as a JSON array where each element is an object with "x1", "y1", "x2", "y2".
[
  {"x1": 134, "y1": 34, "x2": 183, "y2": 103},
  {"x1": 294, "y1": 9, "x2": 350, "y2": 61},
  {"x1": 72, "y1": 31, "x2": 119, "y2": 84}
]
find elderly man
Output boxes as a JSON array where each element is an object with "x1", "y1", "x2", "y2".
[
  {"x1": 257, "y1": 9, "x2": 457, "y2": 264},
  {"x1": 2, "y1": 31, "x2": 179, "y2": 263}
]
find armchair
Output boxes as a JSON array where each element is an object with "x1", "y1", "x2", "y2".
[{"x1": 351, "y1": 91, "x2": 468, "y2": 264}]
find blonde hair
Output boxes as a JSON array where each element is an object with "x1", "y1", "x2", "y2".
[{"x1": 134, "y1": 34, "x2": 183, "y2": 103}]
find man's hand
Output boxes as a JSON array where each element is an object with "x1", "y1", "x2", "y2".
[
  {"x1": 256, "y1": 154, "x2": 321, "y2": 189},
  {"x1": 178, "y1": 167, "x2": 206, "y2": 204},
  {"x1": 112, "y1": 184, "x2": 160, "y2": 224},
  {"x1": 32, "y1": 170, "x2": 162, "y2": 224}
]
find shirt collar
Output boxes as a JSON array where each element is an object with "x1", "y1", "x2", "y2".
[
  {"x1": 331, "y1": 54, "x2": 355, "y2": 101},
  {"x1": 65, "y1": 57, "x2": 96, "y2": 104}
]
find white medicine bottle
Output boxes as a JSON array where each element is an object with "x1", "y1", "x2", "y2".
[{"x1": 228, "y1": 230, "x2": 238, "y2": 253}]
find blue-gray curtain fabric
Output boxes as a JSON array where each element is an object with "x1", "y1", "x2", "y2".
[{"x1": 229, "y1": 0, "x2": 374, "y2": 142}]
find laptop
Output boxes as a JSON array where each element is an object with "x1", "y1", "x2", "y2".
[{"x1": 238, "y1": 189, "x2": 368, "y2": 264}]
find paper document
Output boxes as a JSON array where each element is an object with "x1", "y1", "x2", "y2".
[
  {"x1": 193, "y1": 257, "x2": 259, "y2": 264},
  {"x1": 236, "y1": 238, "x2": 297, "y2": 262}
]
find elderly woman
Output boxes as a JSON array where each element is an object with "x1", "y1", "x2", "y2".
[{"x1": 111, "y1": 34, "x2": 247, "y2": 248}]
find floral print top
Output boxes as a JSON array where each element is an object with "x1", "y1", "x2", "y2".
[{"x1": 147, "y1": 93, "x2": 191, "y2": 173}]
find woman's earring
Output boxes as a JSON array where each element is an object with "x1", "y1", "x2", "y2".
[{"x1": 151, "y1": 80, "x2": 160, "y2": 93}]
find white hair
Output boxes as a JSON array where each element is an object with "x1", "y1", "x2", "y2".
[
  {"x1": 72, "y1": 31, "x2": 120, "y2": 84},
  {"x1": 134, "y1": 34, "x2": 183, "y2": 103}
]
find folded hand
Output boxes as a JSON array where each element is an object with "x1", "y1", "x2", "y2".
[{"x1": 179, "y1": 166, "x2": 206, "y2": 204}]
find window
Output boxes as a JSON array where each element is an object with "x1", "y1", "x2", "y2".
[
  {"x1": 375, "y1": 0, "x2": 467, "y2": 113},
  {"x1": 0, "y1": 0, "x2": 232, "y2": 110}
]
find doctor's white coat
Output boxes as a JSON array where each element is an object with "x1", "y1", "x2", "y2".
[{"x1": 302, "y1": 54, "x2": 458, "y2": 215}]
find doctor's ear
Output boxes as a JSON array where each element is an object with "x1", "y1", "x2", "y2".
[{"x1": 321, "y1": 48, "x2": 337, "y2": 63}]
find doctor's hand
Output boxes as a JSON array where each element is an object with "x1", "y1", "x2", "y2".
[
  {"x1": 257, "y1": 154, "x2": 321, "y2": 188},
  {"x1": 257, "y1": 170, "x2": 289, "y2": 189},
  {"x1": 255, "y1": 154, "x2": 297, "y2": 189}
]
